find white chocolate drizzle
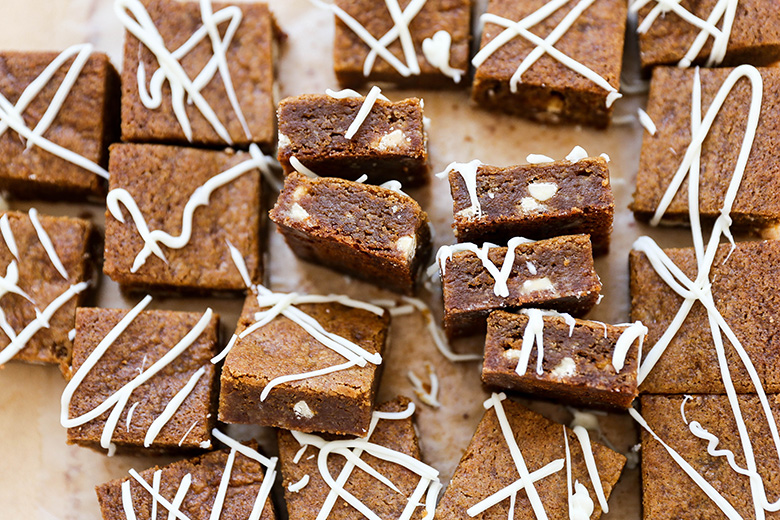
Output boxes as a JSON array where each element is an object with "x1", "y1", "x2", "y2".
[
  {"x1": 107, "y1": 144, "x2": 273, "y2": 273},
  {"x1": 407, "y1": 362, "x2": 441, "y2": 408},
  {"x1": 178, "y1": 419, "x2": 200, "y2": 447},
  {"x1": 345, "y1": 86, "x2": 383, "y2": 140},
  {"x1": 0, "y1": 215, "x2": 18, "y2": 260},
  {"x1": 421, "y1": 30, "x2": 464, "y2": 82},
  {"x1": 611, "y1": 321, "x2": 647, "y2": 372},
  {"x1": 288, "y1": 474, "x2": 310, "y2": 492},
  {"x1": 564, "y1": 425, "x2": 594, "y2": 520},
  {"x1": 220, "y1": 246, "x2": 386, "y2": 399},
  {"x1": 437, "y1": 160, "x2": 483, "y2": 219},
  {"x1": 629, "y1": 0, "x2": 737, "y2": 67},
  {"x1": 289, "y1": 156, "x2": 319, "y2": 178},
  {"x1": 526, "y1": 154, "x2": 555, "y2": 164},
  {"x1": 573, "y1": 425, "x2": 608, "y2": 513},
  {"x1": 468, "y1": 393, "x2": 564, "y2": 518},
  {"x1": 637, "y1": 107, "x2": 657, "y2": 135},
  {"x1": 28, "y1": 208, "x2": 68, "y2": 279},
  {"x1": 326, "y1": 87, "x2": 389, "y2": 102},
  {"x1": 122, "y1": 428, "x2": 277, "y2": 520},
  {"x1": 291, "y1": 401, "x2": 441, "y2": 520},
  {"x1": 631, "y1": 65, "x2": 780, "y2": 518},
  {"x1": 115, "y1": 0, "x2": 251, "y2": 144},
  {"x1": 0, "y1": 44, "x2": 110, "y2": 179},
  {"x1": 433, "y1": 237, "x2": 536, "y2": 297},
  {"x1": 60, "y1": 295, "x2": 215, "y2": 455},
  {"x1": 513, "y1": 308, "x2": 576, "y2": 376},
  {"x1": 473, "y1": 2, "x2": 621, "y2": 106}
]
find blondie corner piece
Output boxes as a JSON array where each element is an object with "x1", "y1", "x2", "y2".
[
  {"x1": 448, "y1": 156, "x2": 614, "y2": 255},
  {"x1": 632, "y1": 67, "x2": 780, "y2": 230},
  {"x1": 633, "y1": 0, "x2": 780, "y2": 71},
  {"x1": 277, "y1": 93, "x2": 429, "y2": 186},
  {"x1": 483, "y1": 310, "x2": 641, "y2": 409},
  {"x1": 119, "y1": 0, "x2": 279, "y2": 149},
  {"x1": 219, "y1": 292, "x2": 390, "y2": 436},
  {"x1": 103, "y1": 143, "x2": 263, "y2": 294},
  {"x1": 66, "y1": 307, "x2": 219, "y2": 455},
  {"x1": 96, "y1": 439, "x2": 276, "y2": 520},
  {"x1": 0, "y1": 210, "x2": 93, "y2": 370},
  {"x1": 440, "y1": 234, "x2": 601, "y2": 338},
  {"x1": 270, "y1": 172, "x2": 432, "y2": 295},
  {"x1": 332, "y1": 0, "x2": 472, "y2": 88},
  {"x1": 630, "y1": 239, "x2": 780, "y2": 394},
  {"x1": 278, "y1": 397, "x2": 434, "y2": 520},
  {"x1": 436, "y1": 394, "x2": 625, "y2": 519},
  {"x1": 472, "y1": 0, "x2": 626, "y2": 128},
  {"x1": 0, "y1": 50, "x2": 119, "y2": 199}
]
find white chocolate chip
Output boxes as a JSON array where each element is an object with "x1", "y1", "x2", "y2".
[
  {"x1": 522, "y1": 277, "x2": 554, "y2": 293},
  {"x1": 289, "y1": 203, "x2": 310, "y2": 222},
  {"x1": 520, "y1": 197, "x2": 543, "y2": 212},
  {"x1": 395, "y1": 235, "x2": 416, "y2": 260},
  {"x1": 551, "y1": 357, "x2": 577, "y2": 378},
  {"x1": 292, "y1": 185, "x2": 308, "y2": 202},
  {"x1": 278, "y1": 131, "x2": 291, "y2": 149},
  {"x1": 504, "y1": 349, "x2": 523, "y2": 360},
  {"x1": 293, "y1": 400, "x2": 314, "y2": 419},
  {"x1": 376, "y1": 129, "x2": 410, "y2": 151},
  {"x1": 528, "y1": 182, "x2": 558, "y2": 201}
]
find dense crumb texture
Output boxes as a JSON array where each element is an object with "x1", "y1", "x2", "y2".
[
  {"x1": 219, "y1": 294, "x2": 390, "y2": 436},
  {"x1": 449, "y1": 157, "x2": 614, "y2": 255},
  {"x1": 270, "y1": 172, "x2": 432, "y2": 295},
  {"x1": 104, "y1": 143, "x2": 262, "y2": 293},
  {"x1": 640, "y1": 394, "x2": 780, "y2": 520},
  {"x1": 67, "y1": 308, "x2": 219, "y2": 454},
  {"x1": 120, "y1": 0, "x2": 279, "y2": 148},
  {"x1": 633, "y1": 67, "x2": 780, "y2": 229},
  {"x1": 472, "y1": 0, "x2": 626, "y2": 128},
  {"x1": 332, "y1": 0, "x2": 472, "y2": 88},
  {"x1": 96, "y1": 443, "x2": 276, "y2": 520},
  {"x1": 634, "y1": 0, "x2": 780, "y2": 71},
  {"x1": 278, "y1": 397, "x2": 426, "y2": 520},
  {"x1": 435, "y1": 398, "x2": 625, "y2": 519},
  {"x1": 442, "y1": 234, "x2": 601, "y2": 338},
  {"x1": 0, "y1": 211, "x2": 93, "y2": 368},
  {"x1": 277, "y1": 94, "x2": 429, "y2": 186},
  {"x1": 483, "y1": 311, "x2": 639, "y2": 409},
  {"x1": 0, "y1": 51, "x2": 119, "y2": 199},
  {"x1": 630, "y1": 240, "x2": 780, "y2": 394}
]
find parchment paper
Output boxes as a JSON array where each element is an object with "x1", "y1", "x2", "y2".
[{"x1": 0, "y1": 1, "x2": 698, "y2": 518}]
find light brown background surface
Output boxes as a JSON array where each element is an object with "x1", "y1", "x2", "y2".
[{"x1": 0, "y1": 0, "x2": 695, "y2": 518}]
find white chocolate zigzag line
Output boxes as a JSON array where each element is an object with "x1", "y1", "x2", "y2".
[
  {"x1": 214, "y1": 245, "x2": 385, "y2": 397},
  {"x1": 0, "y1": 44, "x2": 109, "y2": 179},
  {"x1": 478, "y1": 393, "x2": 561, "y2": 519},
  {"x1": 434, "y1": 237, "x2": 537, "y2": 297},
  {"x1": 291, "y1": 402, "x2": 441, "y2": 520},
  {"x1": 115, "y1": 0, "x2": 248, "y2": 144},
  {"x1": 629, "y1": 0, "x2": 737, "y2": 67},
  {"x1": 0, "y1": 281, "x2": 88, "y2": 366},
  {"x1": 633, "y1": 65, "x2": 780, "y2": 517},
  {"x1": 407, "y1": 362, "x2": 441, "y2": 408},
  {"x1": 106, "y1": 144, "x2": 272, "y2": 273},
  {"x1": 362, "y1": 0, "x2": 428, "y2": 76},
  {"x1": 473, "y1": 2, "x2": 621, "y2": 106},
  {"x1": 60, "y1": 295, "x2": 214, "y2": 455},
  {"x1": 123, "y1": 429, "x2": 277, "y2": 520}
]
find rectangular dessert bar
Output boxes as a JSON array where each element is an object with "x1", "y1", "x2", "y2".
[
  {"x1": 66, "y1": 307, "x2": 219, "y2": 455},
  {"x1": 96, "y1": 438, "x2": 276, "y2": 520},
  {"x1": 633, "y1": 0, "x2": 780, "y2": 72},
  {"x1": 639, "y1": 394, "x2": 780, "y2": 520},
  {"x1": 440, "y1": 234, "x2": 601, "y2": 338},
  {"x1": 0, "y1": 210, "x2": 93, "y2": 370},
  {"x1": 103, "y1": 143, "x2": 263, "y2": 294},
  {"x1": 120, "y1": 0, "x2": 279, "y2": 149},
  {"x1": 278, "y1": 397, "x2": 434, "y2": 520},
  {"x1": 472, "y1": 0, "x2": 626, "y2": 128},
  {"x1": 269, "y1": 172, "x2": 432, "y2": 295},
  {"x1": 332, "y1": 0, "x2": 472, "y2": 88},
  {"x1": 447, "y1": 156, "x2": 614, "y2": 255},
  {"x1": 277, "y1": 93, "x2": 429, "y2": 186},
  {"x1": 219, "y1": 292, "x2": 390, "y2": 436},
  {"x1": 435, "y1": 393, "x2": 625, "y2": 519},
  {"x1": 0, "y1": 50, "x2": 119, "y2": 199},
  {"x1": 630, "y1": 239, "x2": 780, "y2": 394},
  {"x1": 632, "y1": 67, "x2": 780, "y2": 229},
  {"x1": 483, "y1": 310, "x2": 641, "y2": 409}
]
